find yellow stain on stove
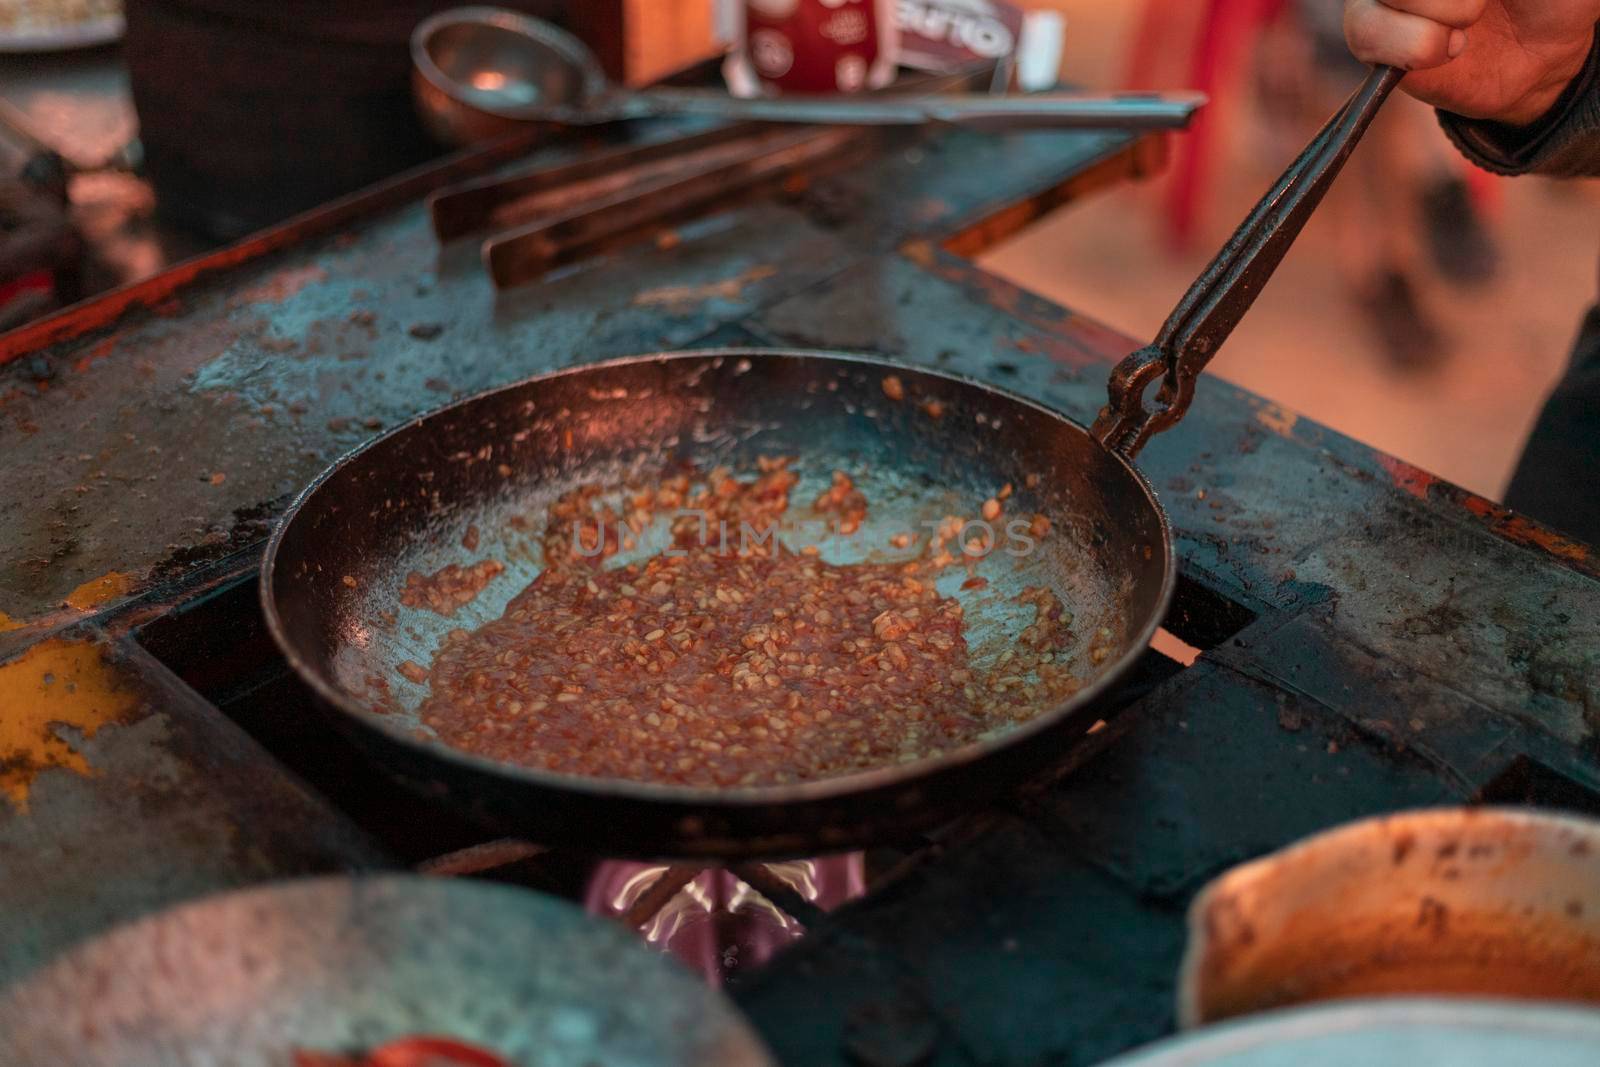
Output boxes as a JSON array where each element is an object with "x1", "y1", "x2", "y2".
[
  {"x1": 1255, "y1": 403, "x2": 1299, "y2": 438},
  {"x1": 0, "y1": 638, "x2": 138, "y2": 813},
  {"x1": 0, "y1": 612, "x2": 23, "y2": 633},
  {"x1": 63, "y1": 571, "x2": 136, "y2": 612}
]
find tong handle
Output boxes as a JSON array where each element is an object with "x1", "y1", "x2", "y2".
[
  {"x1": 429, "y1": 123, "x2": 801, "y2": 241},
  {"x1": 1093, "y1": 64, "x2": 1403, "y2": 458},
  {"x1": 483, "y1": 126, "x2": 859, "y2": 288}
]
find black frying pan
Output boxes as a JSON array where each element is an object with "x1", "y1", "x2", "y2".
[{"x1": 262, "y1": 68, "x2": 1400, "y2": 861}]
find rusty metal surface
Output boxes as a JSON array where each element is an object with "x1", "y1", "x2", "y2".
[
  {"x1": 0, "y1": 629, "x2": 387, "y2": 986},
  {"x1": 0, "y1": 119, "x2": 1145, "y2": 994},
  {"x1": 0, "y1": 124, "x2": 1134, "y2": 626},
  {"x1": 0, "y1": 103, "x2": 1597, "y2": 1067}
]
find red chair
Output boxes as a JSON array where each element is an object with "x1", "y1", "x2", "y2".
[
  {"x1": 1126, "y1": 0, "x2": 1288, "y2": 250},
  {"x1": 1125, "y1": 0, "x2": 1500, "y2": 249}
]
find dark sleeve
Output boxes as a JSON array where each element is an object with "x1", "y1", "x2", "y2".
[{"x1": 1437, "y1": 26, "x2": 1600, "y2": 178}]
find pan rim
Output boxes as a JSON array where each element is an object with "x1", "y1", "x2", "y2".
[{"x1": 260, "y1": 347, "x2": 1177, "y2": 811}]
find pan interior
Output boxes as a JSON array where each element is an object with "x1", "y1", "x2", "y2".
[{"x1": 267, "y1": 353, "x2": 1170, "y2": 787}]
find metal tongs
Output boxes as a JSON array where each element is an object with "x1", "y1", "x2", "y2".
[
  {"x1": 429, "y1": 66, "x2": 1028, "y2": 288},
  {"x1": 430, "y1": 121, "x2": 867, "y2": 287},
  {"x1": 1093, "y1": 65, "x2": 1404, "y2": 456}
]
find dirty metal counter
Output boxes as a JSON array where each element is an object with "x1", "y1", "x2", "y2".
[{"x1": 2, "y1": 115, "x2": 1599, "y2": 1066}]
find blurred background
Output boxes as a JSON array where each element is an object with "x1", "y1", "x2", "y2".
[
  {"x1": 980, "y1": 0, "x2": 1600, "y2": 504},
  {"x1": 2, "y1": 0, "x2": 1596, "y2": 500}
]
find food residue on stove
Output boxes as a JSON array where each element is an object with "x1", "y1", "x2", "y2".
[
  {"x1": 399, "y1": 560, "x2": 505, "y2": 617},
  {"x1": 406, "y1": 459, "x2": 1086, "y2": 788}
]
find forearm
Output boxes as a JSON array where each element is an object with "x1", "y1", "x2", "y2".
[{"x1": 1438, "y1": 24, "x2": 1600, "y2": 176}]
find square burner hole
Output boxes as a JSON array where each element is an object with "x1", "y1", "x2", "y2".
[
  {"x1": 1155, "y1": 574, "x2": 1258, "y2": 664},
  {"x1": 136, "y1": 572, "x2": 283, "y2": 708},
  {"x1": 1475, "y1": 755, "x2": 1600, "y2": 819},
  {"x1": 136, "y1": 573, "x2": 498, "y2": 863}
]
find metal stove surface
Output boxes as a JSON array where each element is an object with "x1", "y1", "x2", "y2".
[{"x1": 3, "y1": 101, "x2": 1599, "y2": 1067}]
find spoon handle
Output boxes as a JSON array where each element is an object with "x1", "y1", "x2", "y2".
[{"x1": 604, "y1": 87, "x2": 1207, "y2": 131}]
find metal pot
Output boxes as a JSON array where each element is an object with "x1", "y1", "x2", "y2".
[{"x1": 1179, "y1": 807, "x2": 1600, "y2": 1027}]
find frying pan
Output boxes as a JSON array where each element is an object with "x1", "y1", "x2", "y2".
[
  {"x1": 0, "y1": 875, "x2": 775, "y2": 1066},
  {"x1": 263, "y1": 67, "x2": 1401, "y2": 861}
]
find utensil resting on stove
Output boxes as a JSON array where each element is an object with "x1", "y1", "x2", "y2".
[{"x1": 410, "y1": 6, "x2": 1208, "y2": 146}]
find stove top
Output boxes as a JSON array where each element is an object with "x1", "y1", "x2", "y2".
[
  {"x1": 5, "y1": 93, "x2": 1598, "y2": 1065},
  {"x1": 132, "y1": 564, "x2": 1195, "y2": 989}
]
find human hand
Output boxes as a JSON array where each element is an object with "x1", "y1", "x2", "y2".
[{"x1": 1345, "y1": 1, "x2": 1600, "y2": 125}]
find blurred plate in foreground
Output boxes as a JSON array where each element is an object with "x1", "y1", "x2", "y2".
[
  {"x1": 1103, "y1": 999, "x2": 1600, "y2": 1067},
  {"x1": 0, "y1": 875, "x2": 776, "y2": 1067}
]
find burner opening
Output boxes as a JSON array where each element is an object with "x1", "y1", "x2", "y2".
[
  {"x1": 134, "y1": 571, "x2": 510, "y2": 864},
  {"x1": 1476, "y1": 755, "x2": 1600, "y2": 818},
  {"x1": 1162, "y1": 574, "x2": 1259, "y2": 653},
  {"x1": 585, "y1": 856, "x2": 866, "y2": 987}
]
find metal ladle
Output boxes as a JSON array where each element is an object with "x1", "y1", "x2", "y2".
[{"x1": 411, "y1": 6, "x2": 1208, "y2": 147}]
